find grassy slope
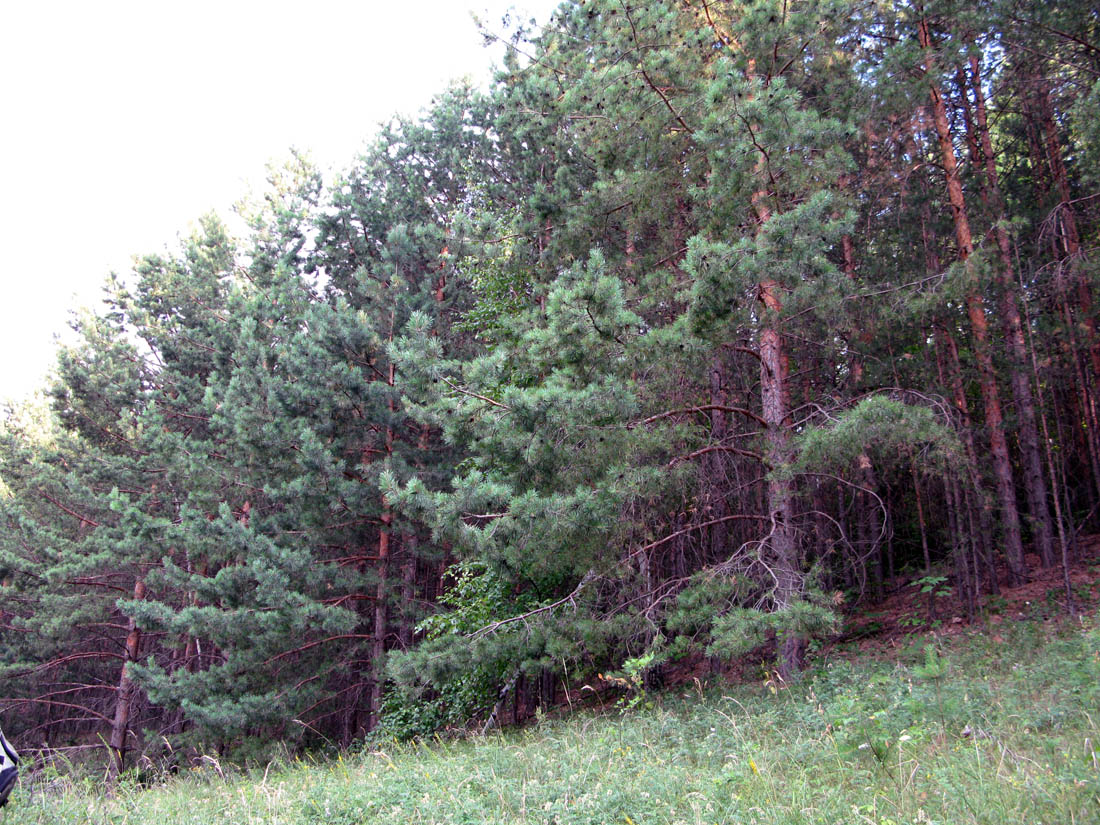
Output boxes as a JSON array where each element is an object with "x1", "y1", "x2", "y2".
[{"x1": 11, "y1": 614, "x2": 1100, "y2": 825}]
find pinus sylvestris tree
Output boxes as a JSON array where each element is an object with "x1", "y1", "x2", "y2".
[
  {"x1": 0, "y1": 218, "x2": 243, "y2": 775},
  {"x1": 384, "y1": 0, "x2": 931, "y2": 699}
]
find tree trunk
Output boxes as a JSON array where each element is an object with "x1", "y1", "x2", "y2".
[
  {"x1": 759, "y1": 281, "x2": 803, "y2": 678},
  {"x1": 368, "y1": 356, "x2": 397, "y2": 732},
  {"x1": 369, "y1": 504, "x2": 391, "y2": 731},
  {"x1": 859, "y1": 454, "x2": 885, "y2": 601},
  {"x1": 399, "y1": 422, "x2": 432, "y2": 650},
  {"x1": 398, "y1": 536, "x2": 417, "y2": 650},
  {"x1": 911, "y1": 460, "x2": 932, "y2": 575},
  {"x1": 915, "y1": 126, "x2": 997, "y2": 591},
  {"x1": 919, "y1": 18, "x2": 1027, "y2": 584},
  {"x1": 965, "y1": 54, "x2": 1055, "y2": 568},
  {"x1": 1032, "y1": 70, "x2": 1100, "y2": 501},
  {"x1": 708, "y1": 358, "x2": 730, "y2": 559},
  {"x1": 1059, "y1": 299, "x2": 1100, "y2": 503},
  {"x1": 935, "y1": 324, "x2": 997, "y2": 587},
  {"x1": 1036, "y1": 77, "x2": 1084, "y2": 263},
  {"x1": 107, "y1": 579, "x2": 145, "y2": 785}
]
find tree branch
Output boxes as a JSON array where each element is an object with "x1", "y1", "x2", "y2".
[
  {"x1": 439, "y1": 376, "x2": 510, "y2": 410},
  {"x1": 670, "y1": 444, "x2": 766, "y2": 466},
  {"x1": 468, "y1": 569, "x2": 596, "y2": 640},
  {"x1": 628, "y1": 513, "x2": 770, "y2": 558},
  {"x1": 639, "y1": 404, "x2": 767, "y2": 428}
]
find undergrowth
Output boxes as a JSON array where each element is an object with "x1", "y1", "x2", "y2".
[{"x1": 7, "y1": 614, "x2": 1100, "y2": 824}]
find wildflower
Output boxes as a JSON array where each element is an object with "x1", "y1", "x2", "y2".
[{"x1": 748, "y1": 758, "x2": 759, "y2": 775}]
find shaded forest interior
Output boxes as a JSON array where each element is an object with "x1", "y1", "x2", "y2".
[{"x1": 1, "y1": 0, "x2": 1098, "y2": 778}]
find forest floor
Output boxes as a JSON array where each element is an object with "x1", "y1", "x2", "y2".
[
  {"x1": 835, "y1": 533, "x2": 1100, "y2": 658},
  {"x1": 823, "y1": 533, "x2": 1098, "y2": 644},
  {"x1": 8, "y1": 543, "x2": 1100, "y2": 824}
]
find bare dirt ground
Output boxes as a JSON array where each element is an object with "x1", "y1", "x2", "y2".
[{"x1": 831, "y1": 533, "x2": 1100, "y2": 657}]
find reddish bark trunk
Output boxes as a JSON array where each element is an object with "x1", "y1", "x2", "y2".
[
  {"x1": 965, "y1": 54, "x2": 1055, "y2": 568},
  {"x1": 1018, "y1": 76, "x2": 1100, "y2": 502},
  {"x1": 919, "y1": 19, "x2": 1027, "y2": 584},
  {"x1": 369, "y1": 504, "x2": 390, "y2": 730},
  {"x1": 368, "y1": 343, "x2": 397, "y2": 731},
  {"x1": 758, "y1": 283, "x2": 802, "y2": 658},
  {"x1": 399, "y1": 422, "x2": 432, "y2": 650},
  {"x1": 107, "y1": 579, "x2": 145, "y2": 784},
  {"x1": 745, "y1": 59, "x2": 805, "y2": 676},
  {"x1": 934, "y1": 323, "x2": 997, "y2": 584},
  {"x1": 918, "y1": 151, "x2": 996, "y2": 593},
  {"x1": 859, "y1": 454, "x2": 885, "y2": 601},
  {"x1": 708, "y1": 358, "x2": 730, "y2": 559},
  {"x1": 1035, "y1": 75, "x2": 1100, "y2": 375}
]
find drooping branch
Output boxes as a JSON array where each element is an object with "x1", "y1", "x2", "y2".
[
  {"x1": 0, "y1": 697, "x2": 114, "y2": 725},
  {"x1": 620, "y1": 1, "x2": 696, "y2": 135},
  {"x1": 669, "y1": 444, "x2": 766, "y2": 466},
  {"x1": 468, "y1": 569, "x2": 597, "y2": 640},
  {"x1": 40, "y1": 492, "x2": 101, "y2": 528},
  {"x1": 639, "y1": 405, "x2": 767, "y2": 428},
  {"x1": 628, "y1": 513, "x2": 771, "y2": 559},
  {"x1": 261, "y1": 634, "x2": 377, "y2": 666},
  {"x1": 439, "y1": 376, "x2": 510, "y2": 410}
]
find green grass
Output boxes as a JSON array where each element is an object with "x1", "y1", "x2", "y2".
[{"x1": 9, "y1": 615, "x2": 1100, "y2": 824}]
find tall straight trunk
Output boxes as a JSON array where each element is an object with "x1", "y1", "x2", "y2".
[
  {"x1": 811, "y1": 483, "x2": 832, "y2": 584},
  {"x1": 836, "y1": 173, "x2": 869, "y2": 391},
  {"x1": 107, "y1": 579, "x2": 145, "y2": 784},
  {"x1": 741, "y1": 49, "x2": 804, "y2": 676},
  {"x1": 935, "y1": 324, "x2": 997, "y2": 586},
  {"x1": 920, "y1": 174, "x2": 996, "y2": 588},
  {"x1": 399, "y1": 422, "x2": 433, "y2": 650},
  {"x1": 912, "y1": 123, "x2": 1000, "y2": 588},
  {"x1": 708, "y1": 358, "x2": 730, "y2": 559},
  {"x1": 856, "y1": 477, "x2": 881, "y2": 600},
  {"x1": 638, "y1": 537, "x2": 655, "y2": 650},
  {"x1": 858, "y1": 454, "x2": 885, "y2": 600},
  {"x1": 1018, "y1": 269, "x2": 1077, "y2": 611},
  {"x1": 1021, "y1": 87, "x2": 1051, "y2": 204},
  {"x1": 946, "y1": 475, "x2": 975, "y2": 619},
  {"x1": 1021, "y1": 82, "x2": 1100, "y2": 502},
  {"x1": 368, "y1": 339, "x2": 398, "y2": 732},
  {"x1": 919, "y1": 19, "x2": 1027, "y2": 584},
  {"x1": 911, "y1": 462, "x2": 932, "y2": 575},
  {"x1": 370, "y1": 510, "x2": 391, "y2": 729},
  {"x1": 1036, "y1": 77, "x2": 1083, "y2": 261},
  {"x1": 1059, "y1": 298, "x2": 1100, "y2": 502},
  {"x1": 1038, "y1": 371, "x2": 1076, "y2": 616},
  {"x1": 964, "y1": 54, "x2": 1056, "y2": 568},
  {"x1": 398, "y1": 534, "x2": 416, "y2": 651},
  {"x1": 759, "y1": 280, "x2": 803, "y2": 677},
  {"x1": 1034, "y1": 73, "x2": 1100, "y2": 382}
]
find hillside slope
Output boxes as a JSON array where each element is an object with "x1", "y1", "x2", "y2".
[{"x1": 10, "y1": 611, "x2": 1100, "y2": 825}]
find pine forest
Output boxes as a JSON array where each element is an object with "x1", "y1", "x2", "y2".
[{"x1": 1, "y1": 0, "x2": 1099, "y2": 781}]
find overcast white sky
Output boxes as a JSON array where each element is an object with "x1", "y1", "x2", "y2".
[{"x1": 0, "y1": 0, "x2": 559, "y2": 404}]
